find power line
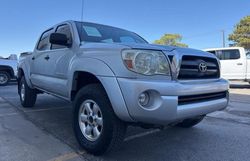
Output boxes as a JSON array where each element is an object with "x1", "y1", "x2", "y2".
[
  {"x1": 183, "y1": 31, "x2": 219, "y2": 40},
  {"x1": 183, "y1": 28, "x2": 233, "y2": 40}
]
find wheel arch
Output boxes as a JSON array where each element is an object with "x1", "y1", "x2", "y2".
[
  {"x1": 70, "y1": 71, "x2": 103, "y2": 101},
  {"x1": 17, "y1": 66, "x2": 33, "y2": 88},
  {"x1": 68, "y1": 58, "x2": 133, "y2": 122}
]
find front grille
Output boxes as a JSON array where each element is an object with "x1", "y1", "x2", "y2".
[
  {"x1": 178, "y1": 56, "x2": 220, "y2": 80},
  {"x1": 178, "y1": 91, "x2": 227, "y2": 105}
]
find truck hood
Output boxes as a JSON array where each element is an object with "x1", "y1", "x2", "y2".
[
  {"x1": 80, "y1": 42, "x2": 176, "y2": 51},
  {"x1": 80, "y1": 42, "x2": 216, "y2": 58},
  {"x1": 121, "y1": 43, "x2": 216, "y2": 58},
  {"x1": 117, "y1": 43, "x2": 176, "y2": 51}
]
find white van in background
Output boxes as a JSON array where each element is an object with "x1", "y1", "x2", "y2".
[{"x1": 204, "y1": 47, "x2": 250, "y2": 84}]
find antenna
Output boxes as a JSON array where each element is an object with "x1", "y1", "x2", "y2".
[
  {"x1": 81, "y1": 0, "x2": 85, "y2": 22},
  {"x1": 80, "y1": 0, "x2": 85, "y2": 46}
]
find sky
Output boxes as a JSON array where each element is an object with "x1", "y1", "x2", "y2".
[{"x1": 0, "y1": 0, "x2": 249, "y2": 57}]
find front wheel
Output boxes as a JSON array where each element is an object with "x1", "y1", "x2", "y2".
[
  {"x1": 175, "y1": 115, "x2": 205, "y2": 128},
  {"x1": 19, "y1": 77, "x2": 37, "y2": 108},
  {"x1": 0, "y1": 71, "x2": 10, "y2": 86},
  {"x1": 73, "y1": 84, "x2": 127, "y2": 155}
]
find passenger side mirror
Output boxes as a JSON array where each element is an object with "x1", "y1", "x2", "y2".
[{"x1": 49, "y1": 33, "x2": 71, "y2": 47}]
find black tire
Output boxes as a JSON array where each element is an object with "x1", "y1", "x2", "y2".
[
  {"x1": 0, "y1": 71, "x2": 10, "y2": 86},
  {"x1": 19, "y1": 77, "x2": 37, "y2": 108},
  {"x1": 73, "y1": 84, "x2": 127, "y2": 155},
  {"x1": 175, "y1": 115, "x2": 205, "y2": 128}
]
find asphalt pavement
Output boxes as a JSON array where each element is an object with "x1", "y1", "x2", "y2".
[{"x1": 0, "y1": 82, "x2": 250, "y2": 161}]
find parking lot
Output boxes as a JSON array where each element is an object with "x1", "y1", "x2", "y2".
[{"x1": 1, "y1": 82, "x2": 250, "y2": 161}]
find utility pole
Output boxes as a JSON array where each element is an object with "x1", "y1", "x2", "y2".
[{"x1": 221, "y1": 30, "x2": 225, "y2": 47}]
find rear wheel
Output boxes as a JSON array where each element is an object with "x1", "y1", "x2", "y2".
[
  {"x1": 19, "y1": 77, "x2": 37, "y2": 108},
  {"x1": 73, "y1": 84, "x2": 127, "y2": 155},
  {"x1": 175, "y1": 115, "x2": 205, "y2": 128},
  {"x1": 0, "y1": 71, "x2": 10, "y2": 86}
]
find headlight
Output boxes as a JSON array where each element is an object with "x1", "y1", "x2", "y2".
[{"x1": 122, "y1": 49, "x2": 171, "y2": 75}]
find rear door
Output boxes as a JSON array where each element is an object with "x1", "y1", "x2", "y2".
[
  {"x1": 216, "y1": 49, "x2": 245, "y2": 80},
  {"x1": 247, "y1": 52, "x2": 250, "y2": 80},
  {"x1": 30, "y1": 28, "x2": 54, "y2": 89}
]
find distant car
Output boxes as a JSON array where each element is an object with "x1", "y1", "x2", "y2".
[
  {"x1": 204, "y1": 47, "x2": 250, "y2": 84},
  {"x1": 0, "y1": 54, "x2": 18, "y2": 86}
]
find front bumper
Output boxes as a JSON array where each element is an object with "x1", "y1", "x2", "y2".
[{"x1": 117, "y1": 78, "x2": 229, "y2": 125}]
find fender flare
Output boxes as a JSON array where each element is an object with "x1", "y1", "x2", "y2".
[
  {"x1": 68, "y1": 57, "x2": 133, "y2": 122},
  {"x1": 17, "y1": 62, "x2": 33, "y2": 88},
  {"x1": 67, "y1": 57, "x2": 116, "y2": 92}
]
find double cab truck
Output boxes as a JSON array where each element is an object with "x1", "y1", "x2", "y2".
[
  {"x1": 18, "y1": 20, "x2": 229, "y2": 155},
  {"x1": 0, "y1": 54, "x2": 18, "y2": 86},
  {"x1": 205, "y1": 47, "x2": 250, "y2": 84}
]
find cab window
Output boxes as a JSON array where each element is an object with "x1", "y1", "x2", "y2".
[
  {"x1": 218, "y1": 49, "x2": 240, "y2": 60},
  {"x1": 37, "y1": 29, "x2": 53, "y2": 51},
  {"x1": 208, "y1": 49, "x2": 240, "y2": 60}
]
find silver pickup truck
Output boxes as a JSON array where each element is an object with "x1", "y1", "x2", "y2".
[
  {"x1": 18, "y1": 20, "x2": 229, "y2": 155},
  {"x1": 0, "y1": 54, "x2": 17, "y2": 86}
]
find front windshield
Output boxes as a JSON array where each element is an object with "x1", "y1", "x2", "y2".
[{"x1": 76, "y1": 22, "x2": 148, "y2": 44}]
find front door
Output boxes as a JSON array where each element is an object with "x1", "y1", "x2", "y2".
[{"x1": 42, "y1": 24, "x2": 74, "y2": 97}]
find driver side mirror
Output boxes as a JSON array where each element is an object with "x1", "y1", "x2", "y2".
[{"x1": 49, "y1": 33, "x2": 72, "y2": 47}]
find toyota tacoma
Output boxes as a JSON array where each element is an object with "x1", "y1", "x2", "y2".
[{"x1": 18, "y1": 21, "x2": 229, "y2": 155}]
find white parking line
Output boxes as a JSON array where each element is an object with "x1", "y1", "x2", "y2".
[
  {"x1": 47, "y1": 151, "x2": 85, "y2": 161},
  {"x1": 0, "y1": 107, "x2": 70, "y2": 118},
  {"x1": 0, "y1": 112, "x2": 20, "y2": 117},
  {"x1": 46, "y1": 130, "x2": 162, "y2": 161},
  {"x1": 23, "y1": 106, "x2": 69, "y2": 113},
  {"x1": 124, "y1": 129, "x2": 161, "y2": 142}
]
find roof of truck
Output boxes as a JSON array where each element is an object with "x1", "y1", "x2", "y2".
[{"x1": 204, "y1": 47, "x2": 245, "y2": 51}]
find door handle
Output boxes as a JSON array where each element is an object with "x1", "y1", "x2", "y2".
[
  {"x1": 237, "y1": 63, "x2": 243, "y2": 65},
  {"x1": 32, "y1": 56, "x2": 35, "y2": 60},
  {"x1": 44, "y1": 55, "x2": 50, "y2": 60}
]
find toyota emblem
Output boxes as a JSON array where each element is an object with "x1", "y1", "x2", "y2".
[{"x1": 199, "y1": 62, "x2": 207, "y2": 73}]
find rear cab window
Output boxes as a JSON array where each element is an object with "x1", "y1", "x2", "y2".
[{"x1": 207, "y1": 49, "x2": 240, "y2": 60}]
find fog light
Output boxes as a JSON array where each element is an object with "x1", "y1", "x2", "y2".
[{"x1": 138, "y1": 92, "x2": 150, "y2": 106}]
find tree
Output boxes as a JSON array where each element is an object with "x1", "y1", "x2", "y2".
[
  {"x1": 228, "y1": 15, "x2": 250, "y2": 50},
  {"x1": 154, "y1": 34, "x2": 188, "y2": 47}
]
